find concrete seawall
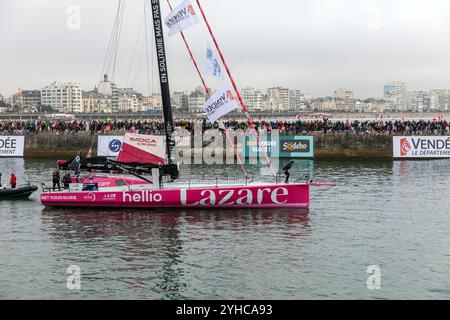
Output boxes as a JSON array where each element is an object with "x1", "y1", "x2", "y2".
[
  {"x1": 2, "y1": 133, "x2": 394, "y2": 159},
  {"x1": 24, "y1": 133, "x2": 99, "y2": 158},
  {"x1": 314, "y1": 134, "x2": 392, "y2": 159}
]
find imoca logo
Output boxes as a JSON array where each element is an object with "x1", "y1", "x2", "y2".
[
  {"x1": 400, "y1": 138, "x2": 412, "y2": 156},
  {"x1": 109, "y1": 139, "x2": 122, "y2": 153}
]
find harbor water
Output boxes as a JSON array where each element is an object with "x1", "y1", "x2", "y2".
[{"x1": 0, "y1": 158, "x2": 449, "y2": 299}]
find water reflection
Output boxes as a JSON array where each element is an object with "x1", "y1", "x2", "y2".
[
  {"x1": 41, "y1": 208, "x2": 310, "y2": 299},
  {"x1": 41, "y1": 208, "x2": 310, "y2": 240}
]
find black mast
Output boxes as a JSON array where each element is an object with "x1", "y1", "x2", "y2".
[{"x1": 150, "y1": 0, "x2": 178, "y2": 180}]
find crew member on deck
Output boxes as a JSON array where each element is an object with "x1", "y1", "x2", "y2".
[
  {"x1": 10, "y1": 172, "x2": 17, "y2": 189},
  {"x1": 52, "y1": 166, "x2": 61, "y2": 191},
  {"x1": 283, "y1": 161, "x2": 294, "y2": 184},
  {"x1": 62, "y1": 173, "x2": 72, "y2": 189}
]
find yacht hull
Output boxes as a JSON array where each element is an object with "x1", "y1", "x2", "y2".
[{"x1": 40, "y1": 183, "x2": 331, "y2": 209}]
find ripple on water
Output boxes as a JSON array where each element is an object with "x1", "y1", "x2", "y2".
[{"x1": 1, "y1": 158, "x2": 450, "y2": 299}]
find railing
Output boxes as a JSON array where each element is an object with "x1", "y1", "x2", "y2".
[
  {"x1": 162, "y1": 174, "x2": 252, "y2": 189},
  {"x1": 275, "y1": 171, "x2": 313, "y2": 184},
  {"x1": 40, "y1": 183, "x2": 53, "y2": 192}
]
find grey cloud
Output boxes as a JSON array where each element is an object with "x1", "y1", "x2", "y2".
[{"x1": 1, "y1": 0, "x2": 450, "y2": 98}]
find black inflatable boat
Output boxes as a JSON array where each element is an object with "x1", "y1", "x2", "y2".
[{"x1": 0, "y1": 184, "x2": 38, "y2": 200}]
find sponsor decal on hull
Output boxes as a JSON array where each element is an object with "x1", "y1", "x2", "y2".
[
  {"x1": 41, "y1": 185, "x2": 309, "y2": 208},
  {"x1": 180, "y1": 187, "x2": 289, "y2": 206}
]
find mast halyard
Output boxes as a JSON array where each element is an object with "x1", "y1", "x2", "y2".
[{"x1": 150, "y1": 0, "x2": 179, "y2": 180}]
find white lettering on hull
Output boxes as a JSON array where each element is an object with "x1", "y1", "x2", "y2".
[
  {"x1": 180, "y1": 187, "x2": 289, "y2": 206},
  {"x1": 122, "y1": 191, "x2": 163, "y2": 203}
]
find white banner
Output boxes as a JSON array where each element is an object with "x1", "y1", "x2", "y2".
[
  {"x1": 205, "y1": 42, "x2": 225, "y2": 80},
  {"x1": 393, "y1": 136, "x2": 450, "y2": 158},
  {"x1": 165, "y1": 0, "x2": 199, "y2": 37},
  {"x1": 99, "y1": 134, "x2": 190, "y2": 157},
  {"x1": 122, "y1": 133, "x2": 166, "y2": 160},
  {"x1": 203, "y1": 83, "x2": 238, "y2": 123},
  {"x1": 0, "y1": 136, "x2": 24, "y2": 157},
  {"x1": 97, "y1": 136, "x2": 124, "y2": 157}
]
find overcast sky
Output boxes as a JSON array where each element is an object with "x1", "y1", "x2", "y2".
[{"x1": 1, "y1": 0, "x2": 450, "y2": 98}]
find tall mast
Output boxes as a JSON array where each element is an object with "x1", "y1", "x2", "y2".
[{"x1": 150, "y1": 0, "x2": 178, "y2": 179}]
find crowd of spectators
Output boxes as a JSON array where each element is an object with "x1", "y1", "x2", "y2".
[{"x1": 1, "y1": 118, "x2": 449, "y2": 136}]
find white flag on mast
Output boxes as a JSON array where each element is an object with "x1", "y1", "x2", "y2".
[
  {"x1": 202, "y1": 83, "x2": 238, "y2": 123},
  {"x1": 205, "y1": 42, "x2": 225, "y2": 80},
  {"x1": 164, "y1": 0, "x2": 199, "y2": 37}
]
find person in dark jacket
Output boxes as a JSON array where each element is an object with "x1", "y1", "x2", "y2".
[
  {"x1": 52, "y1": 166, "x2": 61, "y2": 191},
  {"x1": 283, "y1": 161, "x2": 294, "y2": 184},
  {"x1": 62, "y1": 173, "x2": 72, "y2": 189}
]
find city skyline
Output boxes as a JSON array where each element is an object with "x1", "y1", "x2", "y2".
[
  {"x1": 2, "y1": 0, "x2": 450, "y2": 98},
  {"x1": 3, "y1": 78, "x2": 450, "y2": 114}
]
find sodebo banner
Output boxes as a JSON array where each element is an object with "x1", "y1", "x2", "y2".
[
  {"x1": 393, "y1": 136, "x2": 450, "y2": 158},
  {"x1": 98, "y1": 136, "x2": 124, "y2": 157},
  {"x1": 244, "y1": 136, "x2": 314, "y2": 159},
  {"x1": 0, "y1": 136, "x2": 25, "y2": 157}
]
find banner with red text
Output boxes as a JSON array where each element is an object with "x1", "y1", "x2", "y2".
[{"x1": 393, "y1": 136, "x2": 450, "y2": 158}]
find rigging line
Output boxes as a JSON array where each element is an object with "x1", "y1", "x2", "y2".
[
  {"x1": 107, "y1": 0, "x2": 124, "y2": 78},
  {"x1": 131, "y1": 51, "x2": 144, "y2": 91},
  {"x1": 166, "y1": 0, "x2": 248, "y2": 178},
  {"x1": 143, "y1": 0, "x2": 151, "y2": 97},
  {"x1": 112, "y1": 0, "x2": 126, "y2": 82},
  {"x1": 195, "y1": 0, "x2": 277, "y2": 177},
  {"x1": 107, "y1": 8, "x2": 120, "y2": 76},
  {"x1": 125, "y1": 12, "x2": 145, "y2": 88},
  {"x1": 106, "y1": 0, "x2": 123, "y2": 81},
  {"x1": 109, "y1": 0, "x2": 123, "y2": 79},
  {"x1": 100, "y1": 0, "x2": 122, "y2": 81}
]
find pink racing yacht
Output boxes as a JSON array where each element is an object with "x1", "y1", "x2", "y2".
[{"x1": 40, "y1": 0, "x2": 334, "y2": 209}]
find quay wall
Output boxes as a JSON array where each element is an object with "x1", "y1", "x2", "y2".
[
  {"x1": 24, "y1": 133, "x2": 98, "y2": 158},
  {"x1": 6, "y1": 132, "x2": 395, "y2": 159}
]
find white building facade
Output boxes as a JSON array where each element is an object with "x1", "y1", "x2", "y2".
[
  {"x1": 41, "y1": 82, "x2": 82, "y2": 113},
  {"x1": 242, "y1": 87, "x2": 264, "y2": 112},
  {"x1": 383, "y1": 81, "x2": 407, "y2": 111},
  {"x1": 82, "y1": 91, "x2": 113, "y2": 113},
  {"x1": 188, "y1": 90, "x2": 206, "y2": 113}
]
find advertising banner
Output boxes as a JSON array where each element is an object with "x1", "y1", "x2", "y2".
[
  {"x1": 393, "y1": 136, "x2": 450, "y2": 158},
  {"x1": 117, "y1": 133, "x2": 166, "y2": 165},
  {"x1": 97, "y1": 136, "x2": 123, "y2": 157},
  {"x1": 164, "y1": 0, "x2": 199, "y2": 37},
  {"x1": 98, "y1": 134, "x2": 190, "y2": 157},
  {"x1": 279, "y1": 136, "x2": 314, "y2": 158},
  {"x1": 0, "y1": 136, "x2": 25, "y2": 157},
  {"x1": 244, "y1": 135, "x2": 278, "y2": 159},
  {"x1": 202, "y1": 83, "x2": 238, "y2": 123},
  {"x1": 244, "y1": 136, "x2": 314, "y2": 159}
]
